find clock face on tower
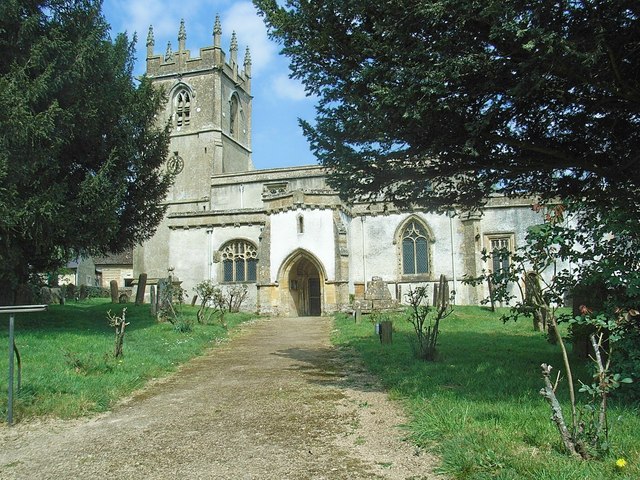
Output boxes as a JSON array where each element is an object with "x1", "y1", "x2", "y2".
[{"x1": 166, "y1": 152, "x2": 184, "y2": 175}]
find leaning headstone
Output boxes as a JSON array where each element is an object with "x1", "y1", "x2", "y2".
[
  {"x1": 135, "y1": 273, "x2": 147, "y2": 305},
  {"x1": 157, "y1": 278, "x2": 170, "y2": 311},
  {"x1": 150, "y1": 286, "x2": 157, "y2": 316},
  {"x1": 354, "y1": 307, "x2": 362, "y2": 324},
  {"x1": 524, "y1": 272, "x2": 545, "y2": 332},
  {"x1": 191, "y1": 294, "x2": 198, "y2": 307},
  {"x1": 110, "y1": 280, "x2": 119, "y2": 304},
  {"x1": 39, "y1": 287, "x2": 53, "y2": 305},
  {"x1": 157, "y1": 278, "x2": 166, "y2": 302},
  {"x1": 434, "y1": 274, "x2": 449, "y2": 310}
]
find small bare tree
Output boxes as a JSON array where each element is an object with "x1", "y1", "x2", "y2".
[
  {"x1": 225, "y1": 284, "x2": 248, "y2": 313},
  {"x1": 194, "y1": 280, "x2": 220, "y2": 324},
  {"x1": 107, "y1": 308, "x2": 128, "y2": 358},
  {"x1": 193, "y1": 282, "x2": 249, "y2": 329},
  {"x1": 406, "y1": 274, "x2": 453, "y2": 360}
]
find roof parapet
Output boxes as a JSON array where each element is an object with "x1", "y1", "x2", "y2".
[{"x1": 145, "y1": 18, "x2": 251, "y2": 88}]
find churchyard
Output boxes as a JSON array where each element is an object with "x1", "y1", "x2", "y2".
[
  {"x1": 0, "y1": 299, "x2": 253, "y2": 419},
  {"x1": 333, "y1": 308, "x2": 640, "y2": 479},
  {"x1": 0, "y1": 299, "x2": 638, "y2": 479}
]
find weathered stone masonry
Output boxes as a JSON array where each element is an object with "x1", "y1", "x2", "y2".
[{"x1": 134, "y1": 20, "x2": 546, "y2": 316}]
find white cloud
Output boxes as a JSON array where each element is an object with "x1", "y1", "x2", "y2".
[
  {"x1": 112, "y1": 0, "x2": 177, "y2": 42},
  {"x1": 272, "y1": 74, "x2": 309, "y2": 101},
  {"x1": 103, "y1": 0, "x2": 279, "y2": 76},
  {"x1": 223, "y1": 2, "x2": 277, "y2": 75},
  {"x1": 104, "y1": 0, "x2": 279, "y2": 76}
]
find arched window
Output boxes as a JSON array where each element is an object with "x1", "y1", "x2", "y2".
[
  {"x1": 220, "y1": 239, "x2": 257, "y2": 282},
  {"x1": 174, "y1": 89, "x2": 191, "y2": 127},
  {"x1": 401, "y1": 220, "x2": 430, "y2": 275},
  {"x1": 229, "y1": 94, "x2": 239, "y2": 137}
]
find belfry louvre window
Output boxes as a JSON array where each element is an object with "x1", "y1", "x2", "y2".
[
  {"x1": 221, "y1": 240, "x2": 257, "y2": 282},
  {"x1": 402, "y1": 221, "x2": 429, "y2": 274},
  {"x1": 230, "y1": 94, "x2": 239, "y2": 137},
  {"x1": 175, "y1": 89, "x2": 191, "y2": 127}
]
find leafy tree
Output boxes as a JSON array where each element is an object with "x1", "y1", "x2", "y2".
[
  {"x1": 0, "y1": 0, "x2": 172, "y2": 303},
  {"x1": 254, "y1": 0, "x2": 639, "y2": 212}
]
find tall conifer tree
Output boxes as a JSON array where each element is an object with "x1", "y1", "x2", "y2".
[{"x1": 0, "y1": 0, "x2": 172, "y2": 303}]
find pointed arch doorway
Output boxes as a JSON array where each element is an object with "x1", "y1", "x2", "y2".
[{"x1": 279, "y1": 250, "x2": 325, "y2": 316}]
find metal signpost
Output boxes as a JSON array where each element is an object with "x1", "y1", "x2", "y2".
[{"x1": 0, "y1": 305, "x2": 48, "y2": 425}]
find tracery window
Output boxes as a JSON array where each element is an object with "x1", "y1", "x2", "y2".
[
  {"x1": 221, "y1": 239, "x2": 257, "y2": 282},
  {"x1": 174, "y1": 89, "x2": 191, "y2": 127},
  {"x1": 401, "y1": 220, "x2": 429, "y2": 275}
]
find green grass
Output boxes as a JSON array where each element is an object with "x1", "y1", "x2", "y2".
[
  {"x1": 0, "y1": 298, "x2": 255, "y2": 422},
  {"x1": 333, "y1": 307, "x2": 640, "y2": 480}
]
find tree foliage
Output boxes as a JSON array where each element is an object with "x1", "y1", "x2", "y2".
[
  {"x1": 0, "y1": 0, "x2": 172, "y2": 302},
  {"x1": 255, "y1": 0, "x2": 639, "y2": 211}
]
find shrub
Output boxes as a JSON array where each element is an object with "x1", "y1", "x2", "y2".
[{"x1": 173, "y1": 317, "x2": 193, "y2": 333}]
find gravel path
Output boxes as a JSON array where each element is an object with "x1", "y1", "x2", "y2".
[{"x1": 0, "y1": 316, "x2": 443, "y2": 479}]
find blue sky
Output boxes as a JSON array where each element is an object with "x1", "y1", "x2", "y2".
[{"x1": 102, "y1": 0, "x2": 318, "y2": 170}]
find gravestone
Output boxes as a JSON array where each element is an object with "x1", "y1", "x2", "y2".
[
  {"x1": 110, "y1": 280, "x2": 119, "y2": 304},
  {"x1": 39, "y1": 287, "x2": 52, "y2": 304},
  {"x1": 434, "y1": 274, "x2": 450, "y2": 310},
  {"x1": 157, "y1": 278, "x2": 170, "y2": 312},
  {"x1": 524, "y1": 272, "x2": 546, "y2": 332},
  {"x1": 354, "y1": 276, "x2": 399, "y2": 312},
  {"x1": 135, "y1": 273, "x2": 147, "y2": 305},
  {"x1": 150, "y1": 286, "x2": 156, "y2": 316},
  {"x1": 380, "y1": 321, "x2": 393, "y2": 344}
]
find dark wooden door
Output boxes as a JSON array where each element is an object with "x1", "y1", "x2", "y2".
[{"x1": 308, "y1": 278, "x2": 321, "y2": 315}]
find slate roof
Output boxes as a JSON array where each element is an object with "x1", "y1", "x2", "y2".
[{"x1": 93, "y1": 250, "x2": 133, "y2": 266}]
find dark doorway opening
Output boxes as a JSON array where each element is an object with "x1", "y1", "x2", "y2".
[
  {"x1": 287, "y1": 255, "x2": 322, "y2": 316},
  {"x1": 308, "y1": 278, "x2": 321, "y2": 316}
]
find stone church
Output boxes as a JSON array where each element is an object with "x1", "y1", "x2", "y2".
[{"x1": 134, "y1": 19, "x2": 545, "y2": 316}]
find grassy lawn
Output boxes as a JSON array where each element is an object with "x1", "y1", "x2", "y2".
[
  {"x1": 0, "y1": 299, "x2": 255, "y2": 422},
  {"x1": 333, "y1": 307, "x2": 640, "y2": 480}
]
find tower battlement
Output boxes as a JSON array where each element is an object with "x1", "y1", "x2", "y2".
[{"x1": 145, "y1": 16, "x2": 251, "y2": 93}]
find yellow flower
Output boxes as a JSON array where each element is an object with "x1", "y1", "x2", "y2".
[{"x1": 615, "y1": 458, "x2": 627, "y2": 469}]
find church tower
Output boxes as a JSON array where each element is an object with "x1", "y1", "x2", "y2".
[
  {"x1": 146, "y1": 16, "x2": 253, "y2": 192},
  {"x1": 135, "y1": 18, "x2": 254, "y2": 282}
]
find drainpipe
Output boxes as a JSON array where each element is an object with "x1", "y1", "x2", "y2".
[
  {"x1": 449, "y1": 209, "x2": 457, "y2": 305},
  {"x1": 207, "y1": 228, "x2": 213, "y2": 280},
  {"x1": 361, "y1": 216, "x2": 366, "y2": 284}
]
